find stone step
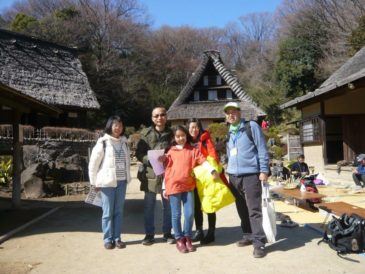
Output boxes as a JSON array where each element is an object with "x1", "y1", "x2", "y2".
[{"x1": 316, "y1": 166, "x2": 355, "y2": 188}]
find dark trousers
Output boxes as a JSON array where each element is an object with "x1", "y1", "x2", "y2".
[
  {"x1": 194, "y1": 188, "x2": 216, "y2": 229},
  {"x1": 353, "y1": 173, "x2": 365, "y2": 187},
  {"x1": 229, "y1": 174, "x2": 266, "y2": 248}
]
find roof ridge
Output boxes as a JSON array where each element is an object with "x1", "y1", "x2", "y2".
[
  {"x1": 169, "y1": 51, "x2": 258, "y2": 109},
  {"x1": 0, "y1": 28, "x2": 78, "y2": 52}
]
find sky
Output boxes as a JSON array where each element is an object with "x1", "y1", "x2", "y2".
[
  {"x1": 0, "y1": 0, "x2": 282, "y2": 28},
  {"x1": 139, "y1": 0, "x2": 282, "y2": 28}
]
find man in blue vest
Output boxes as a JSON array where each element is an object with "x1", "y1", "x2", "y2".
[{"x1": 224, "y1": 102, "x2": 270, "y2": 258}]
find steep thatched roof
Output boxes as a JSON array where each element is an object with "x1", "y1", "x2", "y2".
[
  {"x1": 167, "y1": 50, "x2": 265, "y2": 120},
  {"x1": 0, "y1": 29, "x2": 100, "y2": 110},
  {"x1": 281, "y1": 46, "x2": 365, "y2": 109}
]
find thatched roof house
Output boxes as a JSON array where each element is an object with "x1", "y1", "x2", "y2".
[
  {"x1": 280, "y1": 46, "x2": 365, "y2": 171},
  {"x1": 167, "y1": 50, "x2": 265, "y2": 127},
  {"x1": 0, "y1": 29, "x2": 99, "y2": 127}
]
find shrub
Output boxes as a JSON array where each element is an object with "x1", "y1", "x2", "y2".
[
  {"x1": 0, "y1": 156, "x2": 12, "y2": 185},
  {"x1": 207, "y1": 123, "x2": 228, "y2": 141}
]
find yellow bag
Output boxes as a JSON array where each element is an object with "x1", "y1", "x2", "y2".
[{"x1": 193, "y1": 156, "x2": 235, "y2": 213}]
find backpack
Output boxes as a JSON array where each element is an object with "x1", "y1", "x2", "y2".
[
  {"x1": 244, "y1": 120, "x2": 254, "y2": 143},
  {"x1": 319, "y1": 214, "x2": 365, "y2": 255}
]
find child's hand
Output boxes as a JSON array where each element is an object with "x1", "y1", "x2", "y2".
[
  {"x1": 158, "y1": 154, "x2": 167, "y2": 163},
  {"x1": 211, "y1": 170, "x2": 219, "y2": 180},
  {"x1": 162, "y1": 190, "x2": 168, "y2": 199}
]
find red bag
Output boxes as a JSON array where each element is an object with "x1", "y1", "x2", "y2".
[{"x1": 300, "y1": 178, "x2": 321, "y2": 204}]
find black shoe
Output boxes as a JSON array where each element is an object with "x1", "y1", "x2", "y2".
[
  {"x1": 115, "y1": 240, "x2": 126, "y2": 249},
  {"x1": 200, "y1": 228, "x2": 215, "y2": 245},
  {"x1": 163, "y1": 233, "x2": 176, "y2": 244},
  {"x1": 142, "y1": 234, "x2": 155, "y2": 246},
  {"x1": 236, "y1": 238, "x2": 252, "y2": 247},
  {"x1": 253, "y1": 246, "x2": 266, "y2": 258},
  {"x1": 192, "y1": 229, "x2": 204, "y2": 242},
  {"x1": 104, "y1": 241, "x2": 115, "y2": 250}
]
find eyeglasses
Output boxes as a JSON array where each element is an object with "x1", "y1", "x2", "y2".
[{"x1": 152, "y1": 113, "x2": 166, "y2": 118}]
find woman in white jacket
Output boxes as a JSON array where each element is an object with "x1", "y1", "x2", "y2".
[{"x1": 88, "y1": 116, "x2": 131, "y2": 249}]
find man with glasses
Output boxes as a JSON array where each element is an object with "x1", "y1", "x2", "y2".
[
  {"x1": 136, "y1": 107, "x2": 174, "y2": 245},
  {"x1": 224, "y1": 102, "x2": 269, "y2": 258}
]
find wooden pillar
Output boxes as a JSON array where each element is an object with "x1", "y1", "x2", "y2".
[{"x1": 12, "y1": 111, "x2": 23, "y2": 208}]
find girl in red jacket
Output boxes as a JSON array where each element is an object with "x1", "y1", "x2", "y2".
[{"x1": 162, "y1": 125, "x2": 218, "y2": 253}]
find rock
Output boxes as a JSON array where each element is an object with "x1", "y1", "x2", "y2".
[
  {"x1": 23, "y1": 177, "x2": 44, "y2": 198},
  {"x1": 21, "y1": 164, "x2": 44, "y2": 198},
  {"x1": 20, "y1": 141, "x2": 93, "y2": 195},
  {"x1": 22, "y1": 145, "x2": 39, "y2": 169}
]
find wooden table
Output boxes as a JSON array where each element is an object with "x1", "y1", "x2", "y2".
[
  {"x1": 271, "y1": 187, "x2": 326, "y2": 210},
  {"x1": 316, "y1": 201, "x2": 365, "y2": 219}
]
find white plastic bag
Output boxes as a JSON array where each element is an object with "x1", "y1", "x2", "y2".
[
  {"x1": 85, "y1": 186, "x2": 102, "y2": 207},
  {"x1": 261, "y1": 181, "x2": 276, "y2": 243}
]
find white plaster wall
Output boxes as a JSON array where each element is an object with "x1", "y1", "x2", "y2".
[
  {"x1": 302, "y1": 102, "x2": 320, "y2": 118},
  {"x1": 325, "y1": 87, "x2": 365, "y2": 114},
  {"x1": 303, "y1": 145, "x2": 325, "y2": 173}
]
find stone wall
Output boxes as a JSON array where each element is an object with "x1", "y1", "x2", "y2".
[{"x1": 21, "y1": 140, "x2": 95, "y2": 198}]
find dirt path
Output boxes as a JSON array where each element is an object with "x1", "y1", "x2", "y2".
[{"x1": 1, "y1": 167, "x2": 365, "y2": 274}]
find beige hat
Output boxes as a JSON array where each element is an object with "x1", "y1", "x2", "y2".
[{"x1": 224, "y1": 102, "x2": 240, "y2": 113}]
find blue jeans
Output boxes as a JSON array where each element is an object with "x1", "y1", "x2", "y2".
[
  {"x1": 169, "y1": 191, "x2": 194, "y2": 240},
  {"x1": 144, "y1": 191, "x2": 172, "y2": 235},
  {"x1": 101, "y1": 180, "x2": 127, "y2": 243}
]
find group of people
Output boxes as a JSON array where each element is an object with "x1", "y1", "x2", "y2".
[{"x1": 88, "y1": 101, "x2": 270, "y2": 258}]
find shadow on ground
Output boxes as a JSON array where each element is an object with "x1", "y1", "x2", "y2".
[
  {"x1": 1, "y1": 195, "x2": 323, "y2": 253},
  {"x1": 1, "y1": 196, "x2": 166, "y2": 242}
]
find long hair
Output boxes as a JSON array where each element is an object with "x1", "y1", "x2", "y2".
[
  {"x1": 187, "y1": 118, "x2": 204, "y2": 141},
  {"x1": 171, "y1": 125, "x2": 192, "y2": 146},
  {"x1": 104, "y1": 116, "x2": 125, "y2": 136}
]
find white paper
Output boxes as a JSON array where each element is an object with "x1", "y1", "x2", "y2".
[
  {"x1": 85, "y1": 187, "x2": 102, "y2": 207},
  {"x1": 147, "y1": 149, "x2": 165, "y2": 176}
]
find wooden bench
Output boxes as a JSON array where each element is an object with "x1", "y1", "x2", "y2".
[
  {"x1": 316, "y1": 201, "x2": 365, "y2": 221},
  {"x1": 271, "y1": 187, "x2": 326, "y2": 210}
]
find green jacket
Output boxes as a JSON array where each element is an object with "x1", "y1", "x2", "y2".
[{"x1": 135, "y1": 126, "x2": 173, "y2": 193}]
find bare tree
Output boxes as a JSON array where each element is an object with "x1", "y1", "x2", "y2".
[{"x1": 277, "y1": 0, "x2": 365, "y2": 77}]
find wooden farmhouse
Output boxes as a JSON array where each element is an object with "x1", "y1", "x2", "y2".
[
  {"x1": 167, "y1": 50, "x2": 265, "y2": 128},
  {"x1": 0, "y1": 29, "x2": 100, "y2": 129},
  {"x1": 281, "y1": 46, "x2": 365, "y2": 172}
]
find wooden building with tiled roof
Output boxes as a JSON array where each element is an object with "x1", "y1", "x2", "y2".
[
  {"x1": 167, "y1": 50, "x2": 265, "y2": 127},
  {"x1": 0, "y1": 29, "x2": 100, "y2": 128},
  {"x1": 281, "y1": 46, "x2": 365, "y2": 172}
]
